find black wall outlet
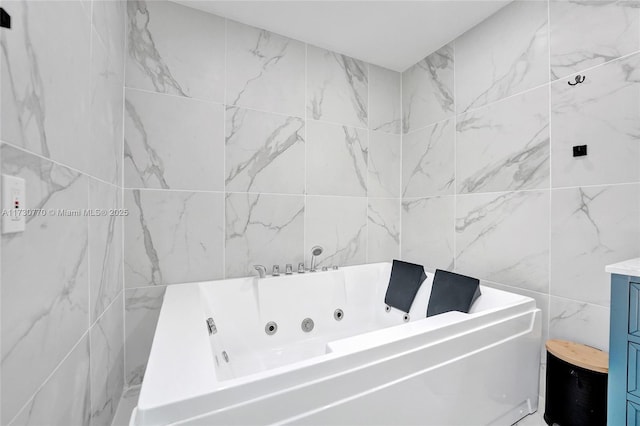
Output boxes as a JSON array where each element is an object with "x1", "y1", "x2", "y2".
[
  {"x1": 573, "y1": 145, "x2": 587, "y2": 157},
  {"x1": 0, "y1": 8, "x2": 10, "y2": 29}
]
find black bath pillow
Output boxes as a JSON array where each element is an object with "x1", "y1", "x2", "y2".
[
  {"x1": 384, "y1": 260, "x2": 427, "y2": 313},
  {"x1": 426, "y1": 269, "x2": 481, "y2": 317}
]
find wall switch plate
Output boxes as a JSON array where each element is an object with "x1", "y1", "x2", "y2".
[
  {"x1": 573, "y1": 145, "x2": 588, "y2": 157},
  {"x1": 2, "y1": 174, "x2": 26, "y2": 234}
]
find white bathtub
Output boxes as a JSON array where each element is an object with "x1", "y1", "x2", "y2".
[{"x1": 132, "y1": 262, "x2": 541, "y2": 426}]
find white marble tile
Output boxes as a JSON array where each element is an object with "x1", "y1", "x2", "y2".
[
  {"x1": 402, "y1": 44, "x2": 454, "y2": 133},
  {"x1": 225, "y1": 193, "x2": 304, "y2": 278},
  {"x1": 89, "y1": 179, "x2": 123, "y2": 323},
  {"x1": 89, "y1": 25, "x2": 124, "y2": 185},
  {"x1": 90, "y1": 294, "x2": 124, "y2": 426},
  {"x1": 367, "y1": 198, "x2": 400, "y2": 263},
  {"x1": 307, "y1": 45, "x2": 368, "y2": 128},
  {"x1": 111, "y1": 386, "x2": 140, "y2": 426},
  {"x1": 550, "y1": 0, "x2": 640, "y2": 80},
  {"x1": 307, "y1": 121, "x2": 368, "y2": 197},
  {"x1": 455, "y1": 190, "x2": 550, "y2": 293},
  {"x1": 225, "y1": 107, "x2": 305, "y2": 194},
  {"x1": 551, "y1": 53, "x2": 640, "y2": 187},
  {"x1": 124, "y1": 88, "x2": 224, "y2": 191},
  {"x1": 11, "y1": 336, "x2": 91, "y2": 426},
  {"x1": 124, "y1": 190, "x2": 224, "y2": 288},
  {"x1": 305, "y1": 196, "x2": 367, "y2": 267},
  {"x1": 125, "y1": 286, "x2": 165, "y2": 386},
  {"x1": 549, "y1": 296, "x2": 610, "y2": 352},
  {"x1": 402, "y1": 119, "x2": 454, "y2": 198},
  {"x1": 401, "y1": 196, "x2": 455, "y2": 270},
  {"x1": 369, "y1": 65, "x2": 401, "y2": 134},
  {"x1": 368, "y1": 131, "x2": 401, "y2": 198},
  {"x1": 1, "y1": 0, "x2": 91, "y2": 172},
  {"x1": 455, "y1": 0, "x2": 549, "y2": 112},
  {"x1": 551, "y1": 184, "x2": 640, "y2": 306},
  {"x1": 226, "y1": 20, "x2": 305, "y2": 117},
  {"x1": 1, "y1": 145, "x2": 89, "y2": 424},
  {"x1": 125, "y1": 0, "x2": 225, "y2": 102},
  {"x1": 456, "y1": 86, "x2": 550, "y2": 194},
  {"x1": 92, "y1": 0, "x2": 126, "y2": 63}
]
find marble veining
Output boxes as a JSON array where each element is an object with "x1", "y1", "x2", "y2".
[
  {"x1": 126, "y1": 0, "x2": 225, "y2": 102},
  {"x1": 225, "y1": 193, "x2": 304, "y2": 278},
  {"x1": 455, "y1": 0, "x2": 549, "y2": 112},
  {"x1": 551, "y1": 184, "x2": 640, "y2": 306},
  {"x1": 307, "y1": 121, "x2": 368, "y2": 196},
  {"x1": 124, "y1": 190, "x2": 224, "y2": 288},
  {"x1": 1, "y1": 145, "x2": 89, "y2": 424},
  {"x1": 456, "y1": 87, "x2": 550, "y2": 194},
  {"x1": 225, "y1": 107, "x2": 305, "y2": 194},
  {"x1": 1, "y1": 0, "x2": 91, "y2": 173},
  {"x1": 550, "y1": 0, "x2": 640, "y2": 80},
  {"x1": 305, "y1": 196, "x2": 367, "y2": 267},
  {"x1": 307, "y1": 45, "x2": 368, "y2": 128},
  {"x1": 402, "y1": 44, "x2": 454, "y2": 133},
  {"x1": 368, "y1": 131, "x2": 401, "y2": 198},
  {"x1": 125, "y1": 287, "x2": 166, "y2": 386},
  {"x1": 402, "y1": 119, "x2": 454, "y2": 197},
  {"x1": 226, "y1": 20, "x2": 305, "y2": 117},
  {"x1": 401, "y1": 196, "x2": 455, "y2": 270},
  {"x1": 89, "y1": 23, "x2": 124, "y2": 186},
  {"x1": 90, "y1": 180, "x2": 123, "y2": 322},
  {"x1": 124, "y1": 88, "x2": 225, "y2": 191},
  {"x1": 455, "y1": 191, "x2": 549, "y2": 293},
  {"x1": 11, "y1": 336, "x2": 91, "y2": 426},
  {"x1": 367, "y1": 198, "x2": 400, "y2": 263},
  {"x1": 551, "y1": 53, "x2": 640, "y2": 187},
  {"x1": 549, "y1": 296, "x2": 610, "y2": 351},
  {"x1": 90, "y1": 295, "x2": 124, "y2": 426},
  {"x1": 369, "y1": 65, "x2": 401, "y2": 134}
]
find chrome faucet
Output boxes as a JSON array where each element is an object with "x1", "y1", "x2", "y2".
[
  {"x1": 310, "y1": 246, "x2": 324, "y2": 272},
  {"x1": 254, "y1": 265, "x2": 267, "y2": 278}
]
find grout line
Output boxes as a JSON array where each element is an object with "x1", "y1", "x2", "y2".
[
  {"x1": 89, "y1": 288, "x2": 125, "y2": 330},
  {"x1": 303, "y1": 41, "x2": 308, "y2": 266},
  {"x1": 365, "y1": 62, "x2": 370, "y2": 264},
  {"x1": 121, "y1": 0, "x2": 129, "y2": 393},
  {"x1": 122, "y1": 85, "x2": 398, "y2": 136},
  {"x1": 222, "y1": 17, "x2": 228, "y2": 280},
  {"x1": 1, "y1": 142, "x2": 121, "y2": 190},
  {"x1": 7, "y1": 329, "x2": 91, "y2": 426},
  {"x1": 546, "y1": 0, "x2": 553, "y2": 347},
  {"x1": 452, "y1": 40, "x2": 457, "y2": 272},
  {"x1": 399, "y1": 66, "x2": 404, "y2": 260}
]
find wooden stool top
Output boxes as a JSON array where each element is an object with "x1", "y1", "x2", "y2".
[{"x1": 546, "y1": 339, "x2": 608, "y2": 374}]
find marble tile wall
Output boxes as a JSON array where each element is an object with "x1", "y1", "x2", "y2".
[
  {"x1": 400, "y1": 0, "x2": 640, "y2": 398},
  {"x1": 0, "y1": 1, "x2": 126, "y2": 425},
  {"x1": 121, "y1": 0, "x2": 402, "y2": 390}
]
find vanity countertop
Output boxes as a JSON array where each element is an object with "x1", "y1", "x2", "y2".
[{"x1": 606, "y1": 258, "x2": 640, "y2": 277}]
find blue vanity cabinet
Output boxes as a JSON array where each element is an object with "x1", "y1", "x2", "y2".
[{"x1": 609, "y1": 273, "x2": 640, "y2": 425}]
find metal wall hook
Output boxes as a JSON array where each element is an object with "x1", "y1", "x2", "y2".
[{"x1": 568, "y1": 75, "x2": 586, "y2": 86}]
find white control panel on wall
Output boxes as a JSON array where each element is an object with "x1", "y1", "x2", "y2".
[{"x1": 2, "y1": 174, "x2": 26, "y2": 234}]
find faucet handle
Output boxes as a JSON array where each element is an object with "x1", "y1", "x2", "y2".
[
  {"x1": 321, "y1": 266, "x2": 328, "y2": 271},
  {"x1": 332, "y1": 265, "x2": 339, "y2": 270},
  {"x1": 285, "y1": 264, "x2": 293, "y2": 275},
  {"x1": 272, "y1": 265, "x2": 280, "y2": 276},
  {"x1": 298, "y1": 262, "x2": 305, "y2": 274}
]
